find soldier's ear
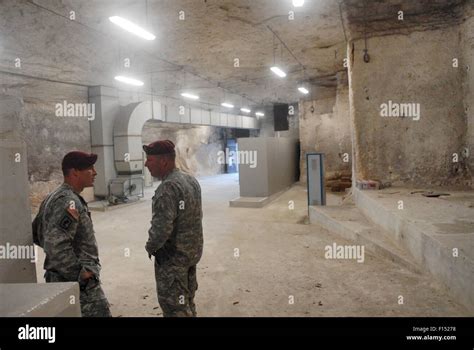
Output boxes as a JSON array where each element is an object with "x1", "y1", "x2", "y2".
[{"x1": 69, "y1": 168, "x2": 80, "y2": 178}]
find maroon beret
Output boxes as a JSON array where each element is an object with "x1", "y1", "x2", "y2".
[
  {"x1": 62, "y1": 151, "x2": 98, "y2": 171},
  {"x1": 143, "y1": 140, "x2": 175, "y2": 155}
]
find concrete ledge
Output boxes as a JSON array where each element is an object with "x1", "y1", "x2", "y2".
[
  {"x1": 229, "y1": 189, "x2": 286, "y2": 208},
  {"x1": 309, "y1": 205, "x2": 421, "y2": 274},
  {"x1": 0, "y1": 282, "x2": 81, "y2": 317},
  {"x1": 354, "y1": 187, "x2": 474, "y2": 314}
]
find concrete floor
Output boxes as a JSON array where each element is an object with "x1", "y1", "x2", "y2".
[{"x1": 35, "y1": 174, "x2": 469, "y2": 316}]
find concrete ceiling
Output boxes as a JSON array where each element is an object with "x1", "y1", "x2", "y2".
[
  {"x1": 0, "y1": 0, "x2": 468, "y2": 113},
  {"x1": 342, "y1": 0, "x2": 466, "y2": 39}
]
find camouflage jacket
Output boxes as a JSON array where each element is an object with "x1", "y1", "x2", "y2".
[
  {"x1": 32, "y1": 183, "x2": 101, "y2": 281},
  {"x1": 146, "y1": 168, "x2": 203, "y2": 267}
]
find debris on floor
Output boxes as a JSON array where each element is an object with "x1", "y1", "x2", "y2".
[
  {"x1": 421, "y1": 192, "x2": 450, "y2": 198},
  {"x1": 410, "y1": 190, "x2": 451, "y2": 197}
]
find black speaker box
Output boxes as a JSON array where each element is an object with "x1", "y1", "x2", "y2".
[{"x1": 273, "y1": 104, "x2": 289, "y2": 131}]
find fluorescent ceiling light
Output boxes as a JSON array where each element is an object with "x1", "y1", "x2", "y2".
[
  {"x1": 221, "y1": 102, "x2": 234, "y2": 108},
  {"x1": 240, "y1": 108, "x2": 251, "y2": 113},
  {"x1": 114, "y1": 75, "x2": 144, "y2": 86},
  {"x1": 109, "y1": 16, "x2": 156, "y2": 40},
  {"x1": 255, "y1": 112, "x2": 265, "y2": 117},
  {"x1": 298, "y1": 86, "x2": 309, "y2": 94},
  {"x1": 270, "y1": 66, "x2": 287, "y2": 78},
  {"x1": 293, "y1": 0, "x2": 305, "y2": 7},
  {"x1": 181, "y1": 92, "x2": 199, "y2": 100}
]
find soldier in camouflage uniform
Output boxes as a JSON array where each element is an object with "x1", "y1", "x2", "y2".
[
  {"x1": 143, "y1": 140, "x2": 203, "y2": 317},
  {"x1": 32, "y1": 151, "x2": 111, "y2": 317}
]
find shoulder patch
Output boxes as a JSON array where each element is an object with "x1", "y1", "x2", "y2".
[
  {"x1": 57, "y1": 208, "x2": 78, "y2": 231},
  {"x1": 67, "y1": 207, "x2": 79, "y2": 221},
  {"x1": 58, "y1": 214, "x2": 74, "y2": 231}
]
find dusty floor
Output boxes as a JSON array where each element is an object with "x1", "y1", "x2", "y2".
[{"x1": 35, "y1": 174, "x2": 469, "y2": 316}]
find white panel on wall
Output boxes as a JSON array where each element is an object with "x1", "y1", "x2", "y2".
[
  {"x1": 160, "y1": 104, "x2": 168, "y2": 122},
  {"x1": 190, "y1": 108, "x2": 201, "y2": 125},
  {"x1": 235, "y1": 115, "x2": 243, "y2": 129},
  {"x1": 242, "y1": 116, "x2": 251, "y2": 128},
  {"x1": 159, "y1": 104, "x2": 257, "y2": 129},
  {"x1": 227, "y1": 114, "x2": 236, "y2": 128},
  {"x1": 220, "y1": 113, "x2": 228, "y2": 127},
  {"x1": 202, "y1": 110, "x2": 211, "y2": 125},
  {"x1": 179, "y1": 107, "x2": 191, "y2": 124},
  {"x1": 211, "y1": 111, "x2": 220, "y2": 126},
  {"x1": 166, "y1": 105, "x2": 180, "y2": 123},
  {"x1": 249, "y1": 117, "x2": 258, "y2": 129}
]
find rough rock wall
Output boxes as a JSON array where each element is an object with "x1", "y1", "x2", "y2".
[
  {"x1": 348, "y1": 25, "x2": 471, "y2": 188},
  {"x1": 142, "y1": 121, "x2": 225, "y2": 177},
  {"x1": 299, "y1": 81, "x2": 352, "y2": 184},
  {"x1": 461, "y1": 2, "x2": 474, "y2": 176},
  {"x1": 1, "y1": 73, "x2": 91, "y2": 211}
]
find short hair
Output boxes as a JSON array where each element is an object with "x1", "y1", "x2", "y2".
[
  {"x1": 163, "y1": 152, "x2": 176, "y2": 161},
  {"x1": 151, "y1": 152, "x2": 175, "y2": 161},
  {"x1": 63, "y1": 166, "x2": 94, "y2": 177}
]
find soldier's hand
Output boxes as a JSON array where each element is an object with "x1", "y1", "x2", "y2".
[
  {"x1": 148, "y1": 253, "x2": 152, "y2": 260},
  {"x1": 80, "y1": 270, "x2": 94, "y2": 281}
]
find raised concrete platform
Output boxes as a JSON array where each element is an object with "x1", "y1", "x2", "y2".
[
  {"x1": 353, "y1": 187, "x2": 474, "y2": 314},
  {"x1": 309, "y1": 203, "x2": 421, "y2": 274},
  {"x1": 0, "y1": 282, "x2": 81, "y2": 317},
  {"x1": 229, "y1": 188, "x2": 287, "y2": 208}
]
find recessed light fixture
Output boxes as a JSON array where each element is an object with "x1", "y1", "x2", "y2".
[
  {"x1": 298, "y1": 86, "x2": 309, "y2": 94},
  {"x1": 255, "y1": 112, "x2": 265, "y2": 117},
  {"x1": 240, "y1": 108, "x2": 251, "y2": 113},
  {"x1": 221, "y1": 102, "x2": 234, "y2": 108},
  {"x1": 109, "y1": 16, "x2": 156, "y2": 40},
  {"x1": 293, "y1": 0, "x2": 305, "y2": 7},
  {"x1": 270, "y1": 66, "x2": 287, "y2": 78},
  {"x1": 181, "y1": 92, "x2": 199, "y2": 100},
  {"x1": 114, "y1": 75, "x2": 144, "y2": 86}
]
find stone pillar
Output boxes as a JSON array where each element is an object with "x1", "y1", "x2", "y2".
[
  {"x1": 88, "y1": 86, "x2": 120, "y2": 198},
  {"x1": 0, "y1": 95, "x2": 37, "y2": 283}
]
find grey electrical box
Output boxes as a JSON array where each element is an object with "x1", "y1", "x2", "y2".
[
  {"x1": 108, "y1": 176, "x2": 144, "y2": 203},
  {"x1": 306, "y1": 153, "x2": 326, "y2": 207}
]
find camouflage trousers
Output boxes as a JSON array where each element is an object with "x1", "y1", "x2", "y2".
[
  {"x1": 45, "y1": 270, "x2": 112, "y2": 317},
  {"x1": 154, "y1": 260, "x2": 198, "y2": 317}
]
